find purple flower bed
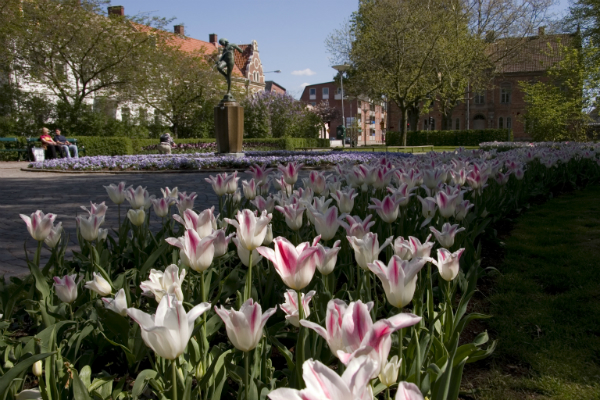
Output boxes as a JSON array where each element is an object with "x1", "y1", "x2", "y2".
[
  {"x1": 27, "y1": 151, "x2": 412, "y2": 171},
  {"x1": 142, "y1": 141, "x2": 282, "y2": 153}
]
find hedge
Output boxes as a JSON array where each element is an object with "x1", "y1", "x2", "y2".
[
  {"x1": 0, "y1": 136, "x2": 330, "y2": 157},
  {"x1": 385, "y1": 129, "x2": 513, "y2": 147}
]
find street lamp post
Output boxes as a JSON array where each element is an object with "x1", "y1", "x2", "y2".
[{"x1": 332, "y1": 64, "x2": 350, "y2": 148}]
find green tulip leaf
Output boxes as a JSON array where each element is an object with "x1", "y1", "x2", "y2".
[{"x1": 0, "y1": 352, "x2": 54, "y2": 396}]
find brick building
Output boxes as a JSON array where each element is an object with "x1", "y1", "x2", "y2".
[
  {"x1": 300, "y1": 81, "x2": 387, "y2": 143},
  {"x1": 386, "y1": 30, "x2": 577, "y2": 140},
  {"x1": 265, "y1": 81, "x2": 286, "y2": 95}
]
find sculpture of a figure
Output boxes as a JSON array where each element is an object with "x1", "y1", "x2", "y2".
[{"x1": 216, "y1": 38, "x2": 243, "y2": 101}]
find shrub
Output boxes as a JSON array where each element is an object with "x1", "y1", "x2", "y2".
[
  {"x1": 70, "y1": 136, "x2": 133, "y2": 156},
  {"x1": 385, "y1": 129, "x2": 513, "y2": 146}
]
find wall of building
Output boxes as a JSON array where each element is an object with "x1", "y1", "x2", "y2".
[{"x1": 300, "y1": 82, "x2": 386, "y2": 144}]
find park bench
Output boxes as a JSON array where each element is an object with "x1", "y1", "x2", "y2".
[
  {"x1": 0, "y1": 138, "x2": 29, "y2": 161},
  {"x1": 27, "y1": 138, "x2": 86, "y2": 160},
  {"x1": 385, "y1": 145, "x2": 435, "y2": 153}
]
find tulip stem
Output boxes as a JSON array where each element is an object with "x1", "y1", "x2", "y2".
[
  {"x1": 35, "y1": 240, "x2": 42, "y2": 269},
  {"x1": 118, "y1": 204, "x2": 121, "y2": 227},
  {"x1": 200, "y1": 271, "x2": 208, "y2": 368},
  {"x1": 245, "y1": 251, "x2": 253, "y2": 302},
  {"x1": 244, "y1": 351, "x2": 250, "y2": 400},
  {"x1": 386, "y1": 387, "x2": 391, "y2": 400},
  {"x1": 171, "y1": 359, "x2": 178, "y2": 400},
  {"x1": 398, "y1": 325, "x2": 404, "y2": 379},
  {"x1": 296, "y1": 290, "x2": 305, "y2": 389}
]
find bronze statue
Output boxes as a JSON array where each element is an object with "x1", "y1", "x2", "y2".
[{"x1": 216, "y1": 38, "x2": 243, "y2": 102}]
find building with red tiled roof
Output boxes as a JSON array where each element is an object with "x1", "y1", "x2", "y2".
[{"x1": 387, "y1": 29, "x2": 578, "y2": 140}]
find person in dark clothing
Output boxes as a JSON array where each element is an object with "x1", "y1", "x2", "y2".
[{"x1": 54, "y1": 129, "x2": 79, "y2": 158}]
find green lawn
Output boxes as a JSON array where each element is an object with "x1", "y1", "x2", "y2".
[{"x1": 464, "y1": 185, "x2": 600, "y2": 400}]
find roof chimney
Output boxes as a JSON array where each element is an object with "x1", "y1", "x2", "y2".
[
  {"x1": 107, "y1": 6, "x2": 124, "y2": 16},
  {"x1": 539, "y1": 26, "x2": 546, "y2": 36},
  {"x1": 174, "y1": 25, "x2": 184, "y2": 35},
  {"x1": 209, "y1": 33, "x2": 218, "y2": 46}
]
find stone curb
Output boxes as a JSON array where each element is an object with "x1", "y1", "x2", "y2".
[{"x1": 20, "y1": 165, "x2": 334, "y2": 174}]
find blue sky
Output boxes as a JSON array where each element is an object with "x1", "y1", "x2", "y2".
[{"x1": 113, "y1": 0, "x2": 571, "y2": 98}]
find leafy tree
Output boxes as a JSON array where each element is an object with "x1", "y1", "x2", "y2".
[
  {"x1": 520, "y1": 41, "x2": 596, "y2": 141},
  {"x1": 9, "y1": 0, "x2": 167, "y2": 130},
  {"x1": 242, "y1": 92, "x2": 320, "y2": 139},
  {"x1": 129, "y1": 37, "x2": 223, "y2": 138}
]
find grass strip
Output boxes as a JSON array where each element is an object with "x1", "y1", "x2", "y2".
[{"x1": 466, "y1": 185, "x2": 600, "y2": 400}]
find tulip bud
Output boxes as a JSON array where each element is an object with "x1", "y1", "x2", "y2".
[
  {"x1": 44, "y1": 222, "x2": 62, "y2": 249},
  {"x1": 32, "y1": 360, "x2": 43, "y2": 377},
  {"x1": 127, "y1": 209, "x2": 146, "y2": 226},
  {"x1": 152, "y1": 197, "x2": 171, "y2": 218},
  {"x1": 84, "y1": 272, "x2": 112, "y2": 296},
  {"x1": 242, "y1": 179, "x2": 257, "y2": 200},
  {"x1": 102, "y1": 288, "x2": 128, "y2": 316},
  {"x1": 213, "y1": 229, "x2": 234, "y2": 257},
  {"x1": 379, "y1": 356, "x2": 400, "y2": 387},
  {"x1": 98, "y1": 228, "x2": 108, "y2": 241},
  {"x1": 262, "y1": 224, "x2": 273, "y2": 246}
]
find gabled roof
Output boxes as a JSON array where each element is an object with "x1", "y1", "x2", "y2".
[
  {"x1": 489, "y1": 33, "x2": 577, "y2": 74},
  {"x1": 133, "y1": 23, "x2": 244, "y2": 76},
  {"x1": 234, "y1": 44, "x2": 253, "y2": 77}
]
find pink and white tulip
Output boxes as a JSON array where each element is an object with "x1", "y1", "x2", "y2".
[
  {"x1": 213, "y1": 229, "x2": 234, "y2": 257},
  {"x1": 124, "y1": 186, "x2": 153, "y2": 210},
  {"x1": 151, "y1": 197, "x2": 171, "y2": 218},
  {"x1": 102, "y1": 288, "x2": 128, "y2": 316},
  {"x1": 369, "y1": 195, "x2": 402, "y2": 223},
  {"x1": 104, "y1": 182, "x2": 127, "y2": 205},
  {"x1": 53, "y1": 275, "x2": 78, "y2": 303},
  {"x1": 368, "y1": 256, "x2": 431, "y2": 308},
  {"x1": 407, "y1": 235, "x2": 435, "y2": 258},
  {"x1": 395, "y1": 382, "x2": 425, "y2": 400},
  {"x1": 80, "y1": 202, "x2": 108, "y2": 218},
  {"x1": 393, "y1": 236, "x2": 413, "y2": 260},
  {"x1": 232, "y1": 236, "x2": 263, "y2": 267},
  {"x1": 127, "y1": 295, "x2": 210, "y2": 360},
  {"x1": 301, "y1": 299, "x2": 349, "y2": 355},
  {"x1": 160, "y1": 187, "x2": 179, "y2": 204},
  {"x1": 140, "y1": 264, "x2": 186, "y2": 303},
  {"x1": 257, "y1": 237, "x2": 320, "y2": 290},
  {"x1": 224, "y1": 209, "x2": 272, "y2": 251},
  {"x1": 432, "y1": 248, "x2": 465, "y2": 281},
  {"x1": 175, "y1": 191, "x2": 198, "y2": 215},
  {"x1": 454, "y1": 200, "x2": 474, "y2": 221},
  {"x1": 242, "y1": 179, "x2": 258, "y2": 200},
  {"x1": 173, "y1": 208, "x2": 215, "y2": 238},
  {"x1": 246, "y1": 164, "x2": 273, "y2": 186},
  {"x1": 76, "y1": 214, "x2": 105, "y2": 242},
  {"x1": 251, "y1": 195, "x2": 275, "y2": 213},
  {"x1": 312, "y1": 206, "x2": 341, "y2": 241},
  {"x1": 278, "y1": 162, "x2": 303, "y2": 185},
  {"x1": 166, "y1": 230, "x2": 216, "y2": 272},
  {"x1": 267, "y1": 357, "x2": 377, "y2": 400},
  {"x1": 435, "y1": 191, "x2": 459, "y2": 219},
  {"x1": 331, "y1": 188, "x2": 358, "y2": 214},
  {"x1": 275, "y1": 203, "x2": 305, "y2": 231},
  {"x1": 429, "y1": 223, "x2": 466, "y2": 249},
  {"x1": 339, "y1": 215, "x2": 375, "y2": 238},
  {"x1": 307, "y1": 170, "x2": 328, "y2": 195},
  {"x1": 44, "y1": 222, "x2": 62, "y2": 249},
  {"x1": 316, "y1": 240, "x2": 341, "y2": 275},
  {"x1": 347, "y1": 232, "x2": 393, "y2": 270},
  {"x1": 20, "y1": 210, "x2": 57, "y2": 241},
  {"x1": 215, "y1": 299, "x2": 277, "y2": 352},
  {"x1": 280, "y1": 289, "x2": 316, "y2": 327}
]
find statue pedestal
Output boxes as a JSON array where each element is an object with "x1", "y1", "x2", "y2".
[{"x1": 214, "y1": 101, "x2": 244, "y2": 154}]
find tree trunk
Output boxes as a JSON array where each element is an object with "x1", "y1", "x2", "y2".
[{"x1": 400, "y1": 106, "x2": 409, "y2": 147}]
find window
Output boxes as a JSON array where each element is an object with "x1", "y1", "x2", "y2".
[
  {"x1": 455, "y1": 118, "x2": 460, "y2": 130},
  {"x1": 322, "y1": 87, "x2": 329, "y2": 99},
  {"x1": 121, "y1": 107, "x2": 131, "y2": 124},
  {"x1": 309, "y1": 88, "x2": 316, "y2": 100},
  {"x1": 506, "y1": 117, "x2": 512, "y2": 129},
  {"x1": 501, "y1": 84, "x2": 511, "y2": 104},
  {"x1": 474, "y1": 92, "x2": 485, "y2": 105},
  {"x1": 498, "y1": 117, "x2": 504, "y2": 129},
  {"x1": 139, "y1": 108, "x2": 148, "y2": 123},
  {"x1": 423, "y1": 120, "x2": 428, "y2": 130}
]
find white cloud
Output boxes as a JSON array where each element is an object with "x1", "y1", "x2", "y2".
[
  {"x1": 292, "y1": 68, "x2": 317, "y2": 76},
  {"x1": 300, "y1": 82, "x2": 310, "y2": 88}
]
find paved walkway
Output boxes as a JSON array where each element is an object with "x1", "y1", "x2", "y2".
[{"x1": 0, "y1": 162, "x2": 255, "y2": 278}]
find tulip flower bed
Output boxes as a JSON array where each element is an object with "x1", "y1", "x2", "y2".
[
  {"x1": 3, "y1": 143, "x2": 600, "y2": 400},
  {"x1": 26, "y1": 151, "x2": 411, "y2": 172}
]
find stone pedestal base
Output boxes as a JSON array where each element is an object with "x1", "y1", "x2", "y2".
[{"x1": 214, "y1": 101, "x2": 244, "y2": 153}]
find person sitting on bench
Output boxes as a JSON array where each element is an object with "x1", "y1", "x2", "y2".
[
  {"x1": 158, "y1": 132, "x2": 175, "y2": 154},
  {"x1": 54, "y1": 129, "x2": 79, "y2": 159},
  {"x1": 40, "y1": 127, "x2": 61, "y2": 159}
]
